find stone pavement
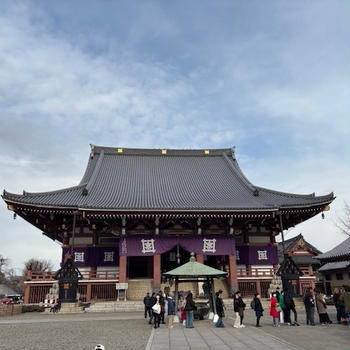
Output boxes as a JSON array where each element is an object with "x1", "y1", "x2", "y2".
[{"x1": 147, "y1": 311, "x2": 350, "y2": 350}]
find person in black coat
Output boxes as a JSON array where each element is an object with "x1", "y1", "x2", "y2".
[
  {"x1": 148, "y1": 293, "x2": 157, "y2": 325},
  {"x1": 215, "y1": 289, "x2": 225, "y2": 328},
  {"x1": 184, "y1": 291, "x2": 196, "y2": 328},
  {"x1": 233, "y1": 291, "x2": 246, "y2": 327},
  {"x1": 251, "y1": 293, "x2": 264, "y2": 327},
  {"x1": 283, "y1": 289, "x2": 299, "y2": 326},
  {"x1": 158, "y1": 291, "x2": 166, "y2": 324},
  {"x1": 143, "y1": 292, "x2": 152, "y2": 319},
  {"x1": 303, "y1": 287, "x2": 315, "y2": 326}
]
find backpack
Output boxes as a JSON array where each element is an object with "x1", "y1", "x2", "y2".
[{"x1": 250, "y1": 298, "x2": 256, "y2": 310}]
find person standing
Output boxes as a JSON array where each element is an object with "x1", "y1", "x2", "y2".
[
  {"x1": 167, "y1": 292, "x2": 175, "y2": 328},
  {"x1": 332, "y1": 288, "x2": 341, "y2": 324},
  {"x1": 233, "y1": 291, "x2": 246, "y2": 328},
  {"x1": 143, "y1": 292, "x2": 152, "y2": 319},
  {"x1": 283, "y1": 288, "x2": 299, "y2": 326},
  {"x1": 251, "y1": 293, "x2": 264, "y2": 327},
  {"x1": 158, "y1": 291, "x2": 166, "y2": 324},
  {"x1": 303, "y1": 287, "x2": 315, "y2": 326},
  {"x1": 152, "y1": 295, "x2": 162, "y2": 329},
  {"x1": 270, "y1": 292, "x2": 280, "y2": 327},
  {"x1": 339, "y1": 286, "x2": 350, "y2": 325},
  {"x1": 315, "y1": 290, "x2": 332, "y2": 325},
  {"x1": 277, "y1": 289, "x2": 286, "y2": 324},
  {"x1": 215, "y1": 289, "x2": 225, "y2": 328},
  {"x1": 149, "y1": 292, "x2": 157, "y2": 325},
  {"x1": 184, "y1": 291, "x2": 196, "y2": 328}
]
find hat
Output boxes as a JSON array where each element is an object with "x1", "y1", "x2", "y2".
[{"x1": 95, "y1": 345, "x2": 105, "y2": 350}]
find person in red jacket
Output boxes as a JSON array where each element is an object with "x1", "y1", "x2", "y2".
[{"x1": 270, "y1": 292, "x2": 280, "y2": 327}]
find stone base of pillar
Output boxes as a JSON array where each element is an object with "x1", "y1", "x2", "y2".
[{"x1": 230, "y1": 283, "x2": 239, "y2": 295}]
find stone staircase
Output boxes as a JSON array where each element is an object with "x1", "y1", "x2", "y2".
[{"x1": 86, "y1": 301, "x2": 144, "y2": 313}]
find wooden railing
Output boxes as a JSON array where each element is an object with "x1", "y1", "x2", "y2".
[
  {"x1": 27, "y1": 270, "x2": 119, "y2": 281},
  {"x1": 237, "y1": 268, "x2": 274, "y2": 277}
]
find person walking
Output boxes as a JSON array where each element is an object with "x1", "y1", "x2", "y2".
[
  {"x1": 215, "y1": 289, "x2": 225, "y2": 327},
  {"x1": 303, "y1": 287, "x2": 315, "y2": 326},
  {"x1": 184, "y1": 291, "x2": 196, "y2": 328},
  {"x1": 315, "y1": 290, "x2": 332, "y2": 325},
  {"x1": 251, "y1": 293, "x2": 264, "y2": 327},
  {"x1": 143, "y1": 292, "x2": 152, "y2": 319},
  {"x1": 152, "y1": 295, "x2": 162, "y2": 329},
  {"x1": 333, "y1": 288, "x2": 341, "y2": 324},
  {"x1": 283, "y1": 288, "x2": 299, "y2": 326},
  {"x1": 270, "y1": 292, "x2": 280, "y2": 327},
  {"x1": 233, "y1": 291, "x2": 246, "y2": 328},
  {"x1": 167, "y1": 292, "x2": 175, "y2": 328}
]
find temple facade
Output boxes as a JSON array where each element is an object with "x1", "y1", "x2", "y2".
[{"x1": 2, "y1": 145, "x2": 334, "y2": 303}]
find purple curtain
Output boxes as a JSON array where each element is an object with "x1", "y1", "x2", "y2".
[{"x1": 236, "y1": 245, "x2": 278, "y2": 265}]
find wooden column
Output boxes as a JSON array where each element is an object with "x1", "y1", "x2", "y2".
[
  {"x1": 228, "y1": 254, "x2": 238, "y2": 295},
  {"x1": 246, "y1": 264, "x2": 252, "y2": 276},
  {"x1": 119, "y1": 255, "x2": 127, "y2": 283},
  {"x1": 196, "y1": 254, "x2": 204, "y2": 264},
  {"x1": 86, "y1": 283, "x2": 92, "y2": 302},
  {"x1": 153, "y1": 254, "x2": 161, "y2": 291},
  {"x1": 24, "y1": 284, "x2": 30, "y2": 304},
  {"x1": 256, "y1": 280, "x2": 261, "y2": 295}
]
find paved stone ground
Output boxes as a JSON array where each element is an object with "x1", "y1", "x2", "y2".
[
  {"x1": 0, "y1": 309, "x2": 349, "y2": 350},
  {"x1": 0, "y1": 312, "x2": 149, "y2": 350},
  {"x1": 149, "y1": 309, "x2": 350, "y2": 350}
]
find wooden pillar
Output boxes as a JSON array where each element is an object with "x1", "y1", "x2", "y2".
[
  {"x1": 174, "y1": 277, "x2": 179, "y2": 318},
  {"x1": 86, "y1": 283, "x2": 92, "y2": 302},
  {"x1": 256, "y1": 280, "x2": 261, "y2": 296},
  {"x1": 196, "y1": 254, "x2": 204, "y2": 264},
  {"x1": 153, "y1": 254, "x2": 161, "y2": 291},
  {"x1": 24, "y1": 284, "x2": 30, "y2": 304},
  {"x1": 246, "y1": 264, "x2": 252, "y2": 276},
  {"x1": 119, "y1": 255, "x2": 127, "y2": 283},
  {"x1": 228, "y1": 254, "x2": 238, "y2": 295}
]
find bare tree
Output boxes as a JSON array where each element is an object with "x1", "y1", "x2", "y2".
[
  {"x1": 23, "y1": 258, "x2": 53, "y2": 277},
  {"x1": 0, "y1": 254, "x2": 8, "y2": 282},
  {"x1": 336, "y1": 202, "x2": 350, "y2": 237}
]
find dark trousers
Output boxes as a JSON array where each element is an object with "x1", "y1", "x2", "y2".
[
  {"x1": 160, "y1": 310, "x2": 165, "y2": 323},
  {"x1": 144, "y1": 306, "x2": 151, "y2": 318},
  {"x1": 306, "y1": 306, "x2": 315, "y2": 325},
  {"x1": 153, "y1": 313, "x2": 161, "y2": 328},
  {"x1": 319, "y1": 313, "x2": 331, "y2": 324},
  {"x1": 290, "y1": 307, "x2": 298, "y2": 323},
  {"x1": 284, "y1": 307, "x2": 291, "y2": 323},
  {"x1": 336, "y1": 307, "x2": 341, "y2": 323}
]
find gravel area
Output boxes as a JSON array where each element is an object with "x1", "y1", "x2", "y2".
[{"x1": 0, "y1": 312, "x2": 151, "y2": 350}]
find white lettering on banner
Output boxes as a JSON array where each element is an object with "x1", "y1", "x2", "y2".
[
  {"x1": 236, "y1": 250, "x2": 240, "y2": 261},
  {"x1": 74, "y1": 252, "x2": 85, "y2": 262},
  {"x1": 257, "y1": 250, "x2": 268, "y2": 260},
  {"x1": 104, "y1": 251, "x2": 114, "y2": 262},
  {"x1": 202, "y1": 238, "x2": 216, "y2": 253},
  {"x1": 141, "y1": 239, "x2": 156, "y2": 254},
  {"x1": 121, "y1": 238, "x2": 128, "y2": 254}
]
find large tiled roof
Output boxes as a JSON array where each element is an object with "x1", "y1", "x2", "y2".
[
  {"x1": 316, "y1": 237, "x2": 350, "y2": 262},
  {"x1": 2, "y1": 145, "x2": 335, "y2": 212},
  {"x1": 318, "y1": 261, "x2": 350, "y2": 272}
]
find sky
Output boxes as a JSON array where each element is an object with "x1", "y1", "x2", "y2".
[{"x1": 0, "y1": 0, "x2": 348, "y2": 272}]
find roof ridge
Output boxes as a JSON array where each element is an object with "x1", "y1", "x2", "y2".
[
  {"x1": 91, "y1": 144, "x2": 235, "y2": 157},
  {"x1": 2, "y1": 184, "x2": 86, "y2": 198},
  {"x1": 256, "y1": 186, "x2": 334, "y2": 200},
  {"x1": 84, "y1": 150, "x2": 104, "y2": 193}
]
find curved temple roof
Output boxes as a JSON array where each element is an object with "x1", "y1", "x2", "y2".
[{"x1": 2, "y1": 145, "x2": 334, "y2": 212}]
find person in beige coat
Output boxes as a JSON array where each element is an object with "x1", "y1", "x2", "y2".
[{"x1": 315, "y1": 290, "x2": 332, "y2": 325}]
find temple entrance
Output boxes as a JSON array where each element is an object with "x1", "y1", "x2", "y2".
[
  {"x1": 127, "y1": 256, "x2": 153, "y2": 278},
  {"x1": 204, "y1": 255, "x2": 226, "y2": 271},
  {"x1": 162, "y1": 246, "x2": 190, "y2": 273}
]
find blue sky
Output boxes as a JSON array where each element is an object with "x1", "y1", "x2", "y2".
[{"x1": 0, "y1": 0, "x2": 348, "y2": 271}]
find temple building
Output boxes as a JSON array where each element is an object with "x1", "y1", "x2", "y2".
[
  {"x1": 277, "y1": 234, "x2": 322, "y2": 294},
  {"x1": 317, "y1": 237, "x2": 350, "y2": 294},
  {"x1": 2, "y1": 145, "x2": 334, "y2": 303}
]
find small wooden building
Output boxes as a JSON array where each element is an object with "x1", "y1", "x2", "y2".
[
  {"x1": 2, "y1": 145, "x2": 334, "y2": 303},
  {"x1": 277, "y1": 234, "x2": 321, "y2": 294}
]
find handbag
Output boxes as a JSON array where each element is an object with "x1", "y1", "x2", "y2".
[
  {"x1": 213, "y1": 314, "x2": 219, "y2": 323},
  {"x1": 275, "y1": 306, "x2": 282, "y2": 313},
  {"x1": 152, "y1": 303, "x2": 161, "y2": 314}
]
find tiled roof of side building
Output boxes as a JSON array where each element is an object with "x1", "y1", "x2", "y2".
[
  {"x1": 2, "y1": 145, "x2": 335, "y2": 211},
  {"x1": 316, "y1": 237, "x2": 350, "y2": 261}
]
